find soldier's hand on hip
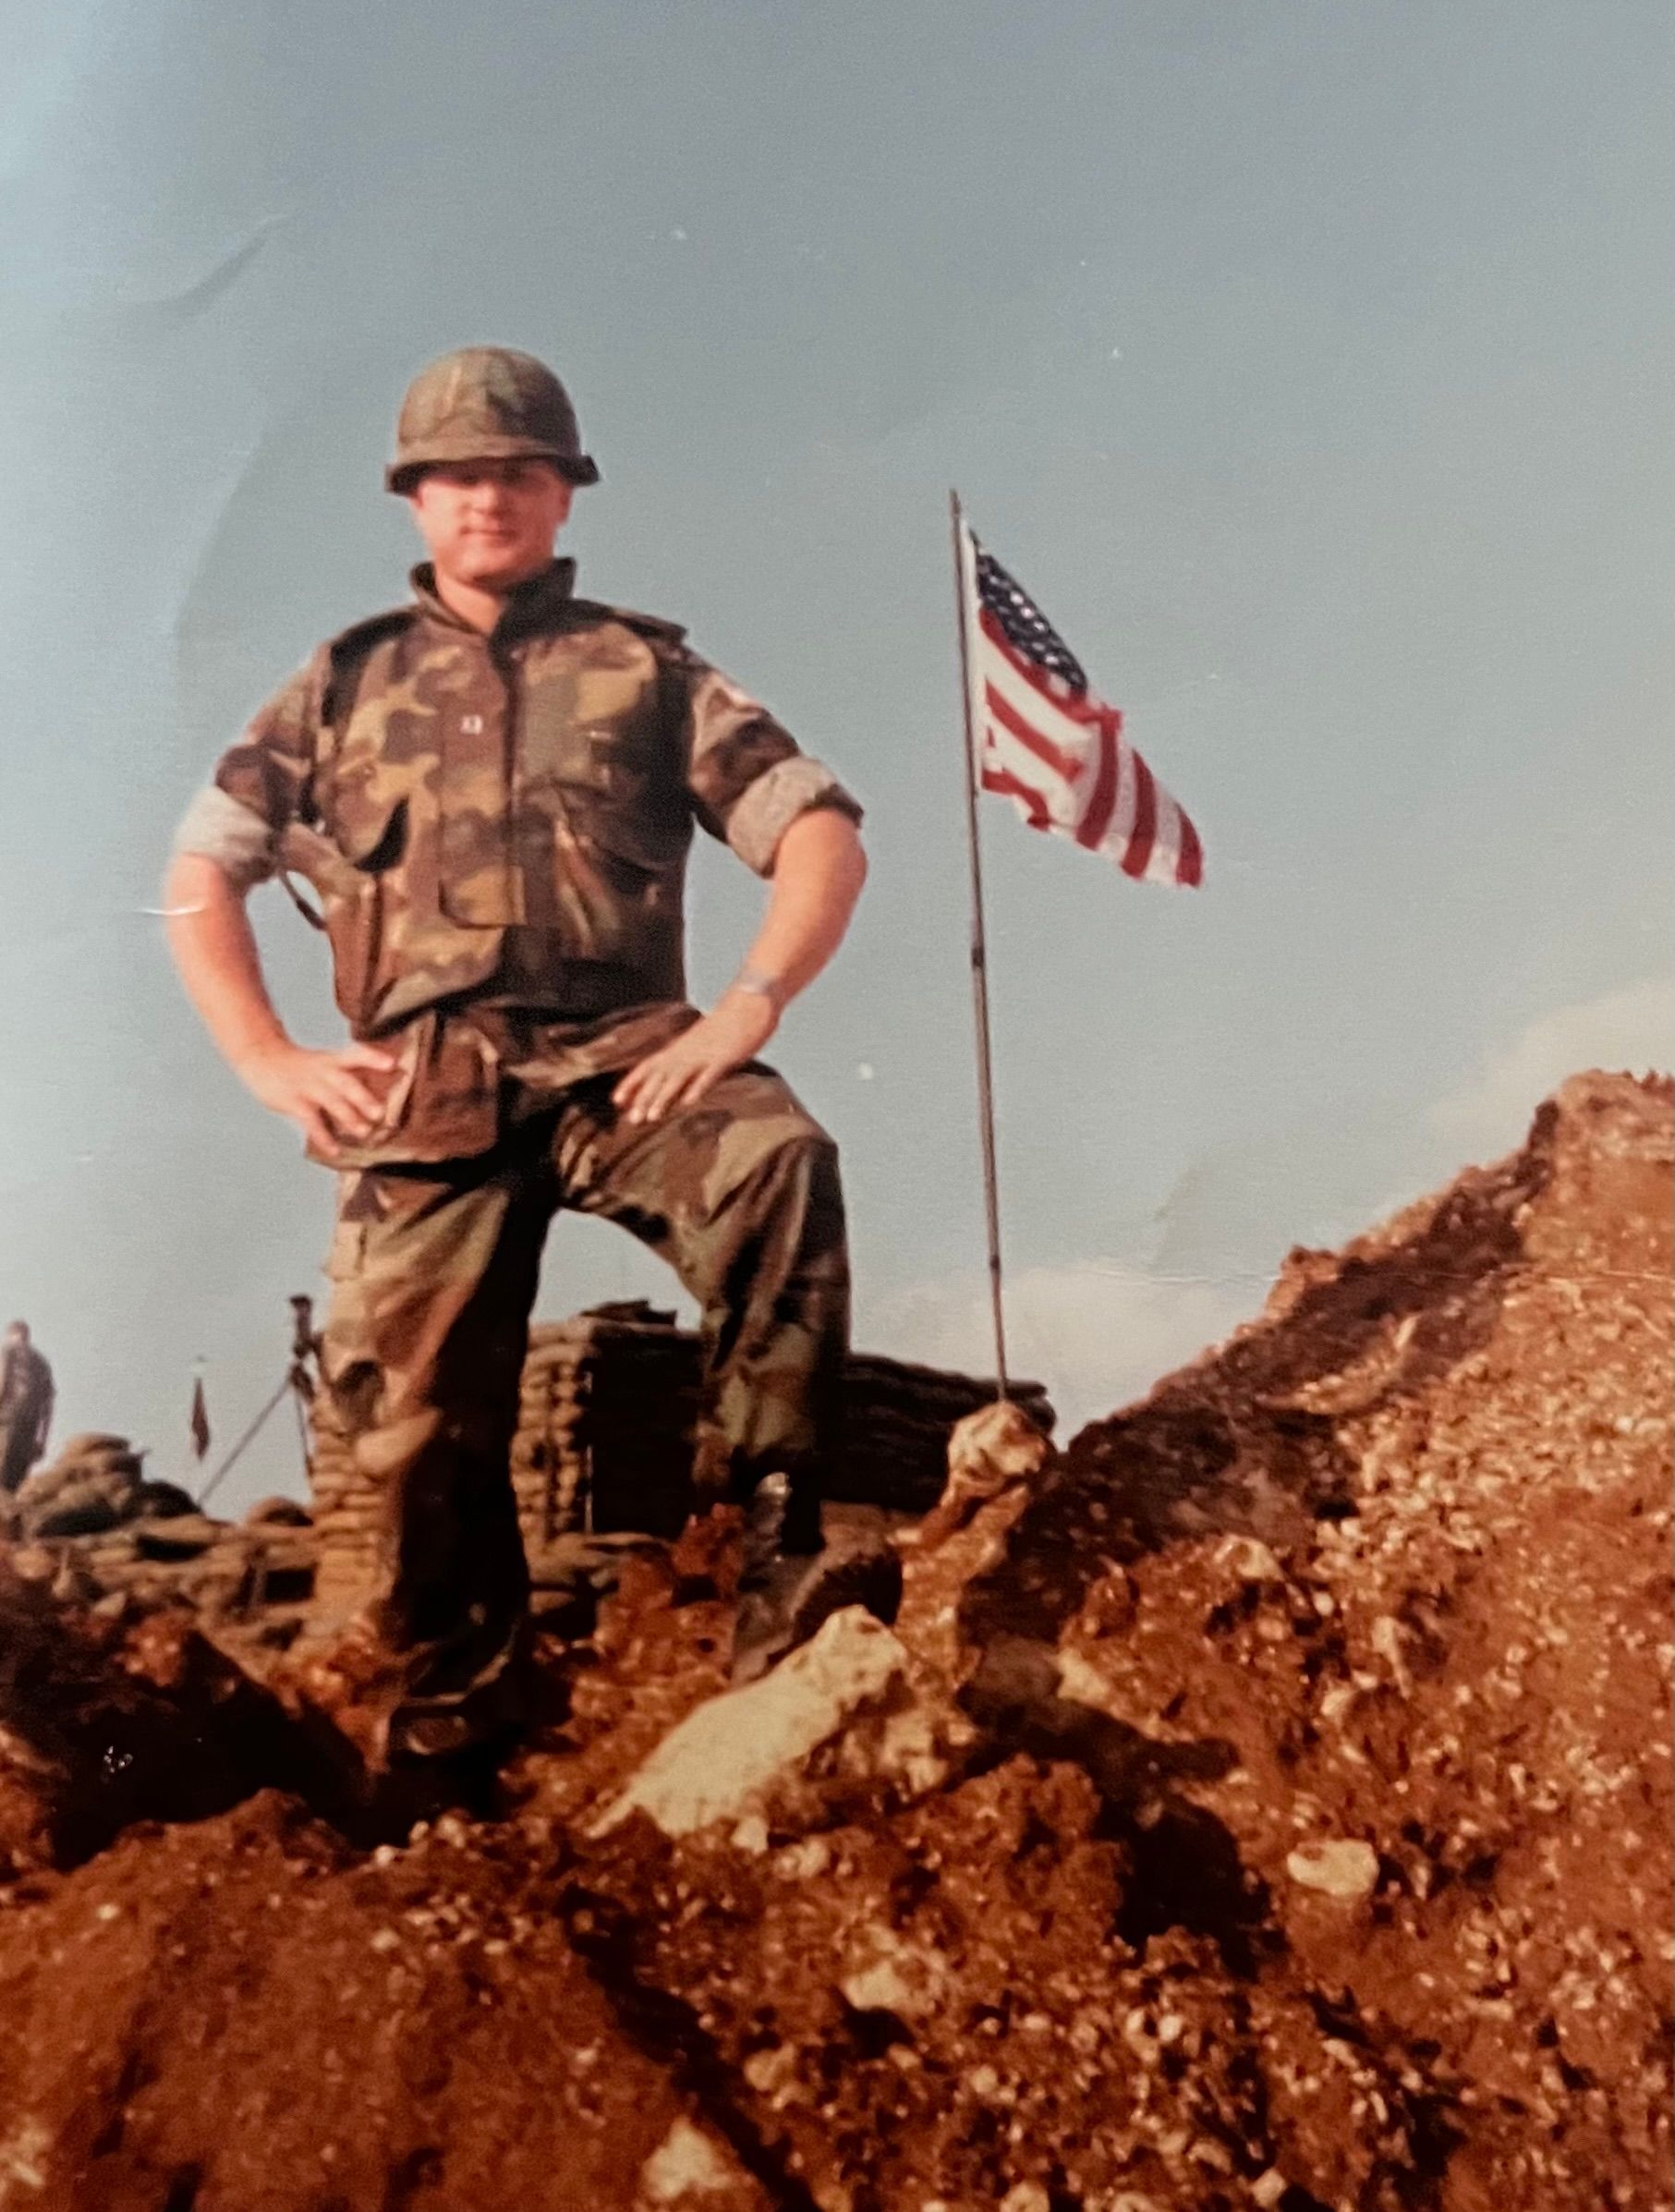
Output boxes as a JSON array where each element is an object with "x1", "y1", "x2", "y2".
[
  {"x1": 236, "y1": 1038, "x2": 400, "y2": 1156},
  {"x1": 613, "y1": 990, "x2": 779, "y2": 1125}
]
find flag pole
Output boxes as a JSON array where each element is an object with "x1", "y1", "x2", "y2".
[{"x1": 949, "y1": 490, "x2": 1010, "y2": 1398}]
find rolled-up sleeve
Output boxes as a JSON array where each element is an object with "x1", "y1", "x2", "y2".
[
  {"x1": 170, "y1": 785, "x2": 282, "y2": 893},
  {"x1": 677, "y1": 653, "x2": 862, "y2": 878},
  {"x1": 170, "y1": 653, "x2": 323, "y2": 893},
  {"x1": 722, "y1": 753, "x2": 861, "y2": 876}
]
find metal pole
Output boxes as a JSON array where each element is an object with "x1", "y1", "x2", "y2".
[
  {"x1": 949, "y1": 490, "x2": 1010, "y2": 1398},
  {"x1": 291, "y1": 1382, "x2": 312, "y2": 1480},
  {"x1": 195, "y1": 1374, "x2": 291, "y2": 1511}
]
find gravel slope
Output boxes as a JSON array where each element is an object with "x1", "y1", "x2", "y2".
[{"x1": 0, "y1": 1071, "x2": 1667, "y2": 2212}]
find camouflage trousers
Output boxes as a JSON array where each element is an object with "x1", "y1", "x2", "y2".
[
  {"x1": 0, "y1": 1419, "x2": 38, "y2": 1498},
  {"x1": 315, "y1": 1024, "x2": 848, "y2": 1752}
]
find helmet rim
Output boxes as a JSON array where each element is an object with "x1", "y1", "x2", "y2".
[{"x1": 385, "y1": 346, "x2": 600, "y2": 495}]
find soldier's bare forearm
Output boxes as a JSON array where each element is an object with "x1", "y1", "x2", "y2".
[
  {"x1": 163, "y1": 853, "x2": 396, "y2": 1152},
  {"x1": 163, "y1": 852, "x2": 291, "y2": 1073},
  {"x1": 613, "y1": 809, "x2": 866, "y2": 1124},
  {"x1": 731, "y1": 808, "x2": 868, "y2": 1012}
]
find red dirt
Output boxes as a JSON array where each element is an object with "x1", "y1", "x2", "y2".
[{"x1": 0, "y1": 1070, "x2": 1669, "y2": 2211}]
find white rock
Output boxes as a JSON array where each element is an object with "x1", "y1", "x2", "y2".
[
  {"x1": 1286, "y1": 1837, "x2": 1379, "y2": 1901},
  {"x1": 1053, "y1": 1647, "x2": 1123, "y2": 1715},
  {"x1": 742, "y1": 2043, "x2": 796, "y2": 2098},
  {"x1": 921, "y1": 1401, "x2": 1055, "y2": 1540},
  {"x1": 1213, "y1": 1535, "x2": 1283, "y2": 1584},
  {"x1": 838, "y1": 1926, "x2": 948, "y2": 2021},
  {"x1": 999, "y1": 2186, "x2": 1051, "y2": 2212},
  {"x1": 841, "y1": 1957, "x2": 918, "y2": 2016},
  {"x1": 1369, "y1": 1614, "x2": 1413, "y2": 1695},
  {"x1": 639, "y1": 2117, "x2": 743, "y2": 2203},
  {"x1": 771, "y1": 1836, "x2": 831, "y2": 1881},
  {"x1": 949, "y1": 1399, "x2": 1053, "y2": 1490},
  {"x1": 0, "y1": 2115, "x2": 52, "y2": 2193},
  {"x1": 590, "y1": 1609, "x2": 971, "y2": 1841}
]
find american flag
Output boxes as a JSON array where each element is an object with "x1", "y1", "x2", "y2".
[{"x1": 959, "y1": 521, "x2": 1204, "y2": 888}]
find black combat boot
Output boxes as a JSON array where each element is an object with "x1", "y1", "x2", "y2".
[{"x1": 729, "y1": 1473, "x2": 904, "y2": 1688}]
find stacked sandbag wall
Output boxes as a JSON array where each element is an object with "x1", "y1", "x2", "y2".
[
  {"x1": 834, "y1": 1354, "x2": 1055, "y2": 1513},
  {"x1": 3, "y1": 1434, "x2": 316, "y2": 1639},
  {"x1": 308, "y1": 1303, "x2": 1053, "y2": 1606}
]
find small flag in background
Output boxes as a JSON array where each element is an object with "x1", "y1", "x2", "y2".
[
  {"x1": 189, "y1": 1367, "x2": 211, "y2": 1461},
  {"x1": 959, "y1": 522, "x2": 1204, "y2": 888}
]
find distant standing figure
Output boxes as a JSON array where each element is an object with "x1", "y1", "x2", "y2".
[
  {"x1": 287, "y1": 1294, "x2": 321, "y2": 1404},
  {"x1": 0, "y1": 1321, "x2": 55, "y2": 1495}
]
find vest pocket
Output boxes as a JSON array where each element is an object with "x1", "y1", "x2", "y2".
[
  {"x1": 570, "y1": 789, "x2": 688, "y2": 875},
  {"x1": 569, "y1": 807, "x2": 685, "y2": 963},
  {"x1": 326, "y1": 789, "x2": 408, "y2": 871}
]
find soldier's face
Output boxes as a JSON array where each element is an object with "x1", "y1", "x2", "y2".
[{"x1": 406, "y1": 459, "x2": 575, "y2": 589}]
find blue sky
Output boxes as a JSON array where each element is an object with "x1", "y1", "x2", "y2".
[{"x1": 1, "y1": 0, "x2": 1669, "y2": 1505}]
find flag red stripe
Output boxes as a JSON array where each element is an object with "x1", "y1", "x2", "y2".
[
  {"x1": 983, "y1": 682, "x2": 1083, "y2": 786},
  {"x1": 1174, "y1": 808, "x2": 1204, "y2": 887},
  {"x1": 981, "y1": 761, "x2": 1055, "y2": 830},
  {"x1": 1123, "y1": 750, "x2": 1158, "y2": 878},
  {"x1": 1074, "y1": 711, "x2": 1121, "y2": 851}
]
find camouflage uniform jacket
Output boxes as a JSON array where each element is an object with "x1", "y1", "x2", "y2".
[{"x1": 174, "y1": 560, "x2": 861, "y2": 1161}]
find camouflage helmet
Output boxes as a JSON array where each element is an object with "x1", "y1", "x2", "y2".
[{"x1": 385, "y1": 346, "x2": 600, "y2": 494}]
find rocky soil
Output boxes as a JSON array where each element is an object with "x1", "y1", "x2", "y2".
[{"x1": 0, "y1": 1070, "x2": 1669, "y2": 2212}]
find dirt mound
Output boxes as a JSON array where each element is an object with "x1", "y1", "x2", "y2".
[{"x1": 0, "y1": 1071, "x2": 1669, "y2": 2210}]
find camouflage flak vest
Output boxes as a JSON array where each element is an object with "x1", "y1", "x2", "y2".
[{"x1": 277, "y1": 595, "x2": 696, "y2": 1035}]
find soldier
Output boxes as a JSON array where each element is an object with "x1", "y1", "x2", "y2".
[
  {"x1": 0, "y1": 1320, "x2": 55, "y2": 1496},
  {"x1": 164, "y1": 346, "x2": 892, "y2": 1769}
]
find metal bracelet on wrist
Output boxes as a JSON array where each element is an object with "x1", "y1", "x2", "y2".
[{"x1": 731, "y1": 966, "x2": 786, "y2": 1013}]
